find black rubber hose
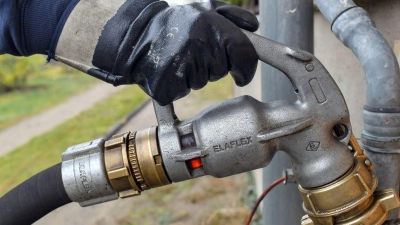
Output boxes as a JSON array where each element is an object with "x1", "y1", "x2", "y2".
[{"x1": 0, "y1": 163, "x2": 72, "y2": 225}]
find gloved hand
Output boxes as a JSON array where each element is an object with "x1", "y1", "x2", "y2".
[{"x1": 48, "y1": 0, "x2": 259, "y2": 105}]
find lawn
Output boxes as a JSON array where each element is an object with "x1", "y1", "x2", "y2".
[
  {"x1": 0, "y1": 75, "x2": 252, "y2": 225},
  {"x1": 0, "y1": 86, "x2": 147, "y2": 195},
  {"x1": 0, "y1": 72, "x2": 95, "y2": 130},
  {"x1": 0, "y1": 75, "x2": 233, "y2": 196}
]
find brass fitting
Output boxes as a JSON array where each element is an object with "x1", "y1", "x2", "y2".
[
  {"x1": 300, "y1": 135, "x2": 400, "y2": 225},
  {"x1": 104, "y1": 127, "x2": 171, "y2": 198}
]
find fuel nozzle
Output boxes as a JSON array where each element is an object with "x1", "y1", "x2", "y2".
[{"x1": 61, "y1": 127, "x2": 171, "y2": 207}]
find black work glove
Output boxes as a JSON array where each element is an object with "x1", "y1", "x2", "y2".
[{"x1": 49, "y1": 0, "x2": 259, "y2": 105}]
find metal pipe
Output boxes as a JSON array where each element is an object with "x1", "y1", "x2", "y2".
[
  {"x1": 260, "y1": 0, "x2": 314, "y2": 224},
  {"x1": 332, "y1": 8, "x2": 400, "y2": 110},
  {"x1": 315, "y1": 0, "x2": 400, "y2": 110},
  {"x1": 314, "y1": 0, "x2": 400, "y2": 219},
  {"x1": 314, "y1": 1, "x2": 356, "y2": 26}
]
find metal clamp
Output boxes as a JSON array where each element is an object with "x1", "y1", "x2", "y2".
[{"x1": 362, "y1": 110, "x2": 400, "y2": 153}]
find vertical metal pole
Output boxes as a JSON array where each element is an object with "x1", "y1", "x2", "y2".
[{"x1": 260, "y1": 0, "x2": 314, "y2": 224}]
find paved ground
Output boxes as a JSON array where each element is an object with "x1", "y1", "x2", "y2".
[
  {"x1": 0, "y1": 82, "x2": 125, "y2": 157},
  {"x1": 35, "y1": 94, "x2": 251, "y2": 225}
]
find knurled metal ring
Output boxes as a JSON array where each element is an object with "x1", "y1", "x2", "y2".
[
  {"x1": 104, "y1": 132, "x2": 141, "y2": 198},
  {"x1": 128, "y1": 132, "x2": 149, "y2": 190}
]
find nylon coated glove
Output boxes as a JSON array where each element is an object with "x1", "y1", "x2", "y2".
[{"x1": 48, "y1": 0, "x2": 259, "y2": 105}]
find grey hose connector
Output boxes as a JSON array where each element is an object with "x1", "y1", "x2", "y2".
[
  {"x1": 314, "y1": 0, "x2": 356, "y2": 25},
  {"x1": 316, "y1": 0, "x2": 400, "y2": 110},
  {"x1": 315, "y1": 0, "x2": 400, "y2": 220},
  {"x1": 62, "y1": 138, "x2": 119, "y2": 206},
  {"x1": 332, "y1": 7, "x2": 400, "y2": 110}
]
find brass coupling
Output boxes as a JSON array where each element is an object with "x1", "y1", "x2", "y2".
[
  {"x1": 300, "y1": 135, "x2": 400, "y2": 225},
  {"x1": 104, "y1": 127, "x2": 171, "y2": 198},
  {"x1": 301, "y1": 188, "x2": 400, "y2": 225}
]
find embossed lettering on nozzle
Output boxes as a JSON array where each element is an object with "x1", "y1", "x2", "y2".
[{"x1": 61, "y1": 139, "x2": 118, "y2": 207}]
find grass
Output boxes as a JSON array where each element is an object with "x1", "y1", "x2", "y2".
[
  {"x1": 0, "y1": 75, "x2": 234, "y2": 197},
  {"x1": 0, "y1": 72, "x2": 95, "y2": 130},
  {"x1": 0, "y1": 86, "x2": 147, "y2": 195},
  {"x1": 0, "y1": 74, "x2": 241, "y2": 224}
]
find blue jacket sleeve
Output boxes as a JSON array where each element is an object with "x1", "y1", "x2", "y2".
[{"x1": 0, "y1": 0, "x2": 72, "y2": 56}]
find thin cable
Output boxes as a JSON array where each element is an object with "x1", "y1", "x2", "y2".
[{"x1": 245, "y1": 176, "x2": 286, "y2": 225}]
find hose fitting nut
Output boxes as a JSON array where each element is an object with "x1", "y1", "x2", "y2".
[
  {"x1": 61, "y1": 138, "x2": 118, "y2": 207},
  {"x1": 104, "y1": 132, "x2": 142, "y2": 198},
  {"x1": 104, "y1": 128, "x2": 171, "y2": 198}
]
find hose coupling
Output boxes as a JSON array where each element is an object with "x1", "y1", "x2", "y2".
[
  {"x1": 300, "y1": 135, "x2": 400, "y2": 225},
  {"x1": 61, "y1": 138, "x2": 118, "y2": 207},
  {"x1": 104, "y1": 127, "x2": 171, "y2": 198},
  {"x1": 61, "y1": 127, "x2": 171, "y2": 207}
]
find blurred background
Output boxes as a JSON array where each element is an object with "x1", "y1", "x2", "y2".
[
  {"x1": 0, "y1": 0, "x2": 256, "y2": 220},
  {"x1": 1, "y1": 0, "x2": 399, "y2": 225}
]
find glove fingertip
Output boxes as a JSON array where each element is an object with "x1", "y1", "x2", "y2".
[
  {"x1": 231, "y1": 70, "x2": 255, "y2": 87},
  {"x1": 215, "y1": 5, "x2": 259, "y2": 32}
]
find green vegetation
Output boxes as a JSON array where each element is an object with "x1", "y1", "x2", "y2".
[
  {"x1": 0, "y1": 55, "x2": 39, "y2": 92},
  {"x1": 0, "y1": 86, "x2": 147, "y2": 195},
  {"x1": 219, "y1": 0, "x2": 248, "y2": 7},
  {"x1": 0, "y1": 54, "x2": 63, "y2": 92},
  {"x1": 0, "y1": 55, "x2": 96, "y2": 130},
  {"x1": 0, "y1": 74, "x2": 95, "y2": 130},
  {"x1": 0, "y1": 75, "x2": 234, "y2": 196}
]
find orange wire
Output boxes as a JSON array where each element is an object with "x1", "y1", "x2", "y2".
[{"x1": 245, "y1": 176, "x2": 286, "y2": 225}]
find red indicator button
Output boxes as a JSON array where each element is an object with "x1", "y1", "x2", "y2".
[{"x1": 190, "y1": 158, "x2": 202, "y2": 169}]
